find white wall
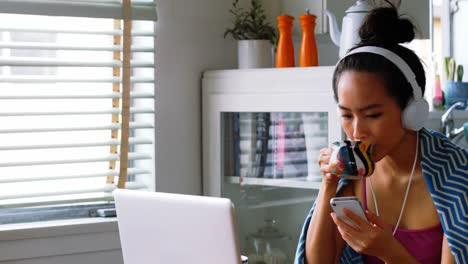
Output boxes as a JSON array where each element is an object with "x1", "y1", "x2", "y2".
[
  {"x1": 0, "y1": 1, "x2": 238, "y2": 263},
  {"x1": 155, "y1": 0, "x2": 237, "y2": 195},
  {"x1": 453, "y1": 1, "x2": 468, "y2": 81}
]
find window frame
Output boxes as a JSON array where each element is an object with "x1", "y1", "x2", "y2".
[
  {"x1": 0, "y1": 0, "x2": 157, "y2": 20},
  {"x1": 0, "y1": 217, "x2": 121, "y2": 262},
  {"x1": 0, "y1": 0, "x2": 157, "y2": 226}
]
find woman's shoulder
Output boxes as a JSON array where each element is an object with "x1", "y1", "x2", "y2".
[
  {"x1": 420, "y1": 128, "x2": 468, "y2": 155},
  {"x1": 418, "y1": 130, "x2": 466, "y2": 264},
  {"x1": 419, "y1": 128, "x2": 466, "y2": 187},
  {"x1": 420, "y1": 128, "x2": 449, "y2": 143}
]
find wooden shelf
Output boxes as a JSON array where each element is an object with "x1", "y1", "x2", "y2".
[{"x1": 226, "y1": 176, "x2": 322, "y2": 190}]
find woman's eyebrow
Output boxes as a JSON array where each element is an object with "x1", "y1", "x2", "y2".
[{"x1": 338, "y1": 103, "x2": 383, "y2": 112}]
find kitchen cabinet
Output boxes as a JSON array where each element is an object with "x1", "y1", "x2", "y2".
[{"x1": 201, "y1": 66, "x2": 342, "y2": 262}]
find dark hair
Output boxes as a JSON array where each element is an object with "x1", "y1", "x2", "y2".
[{"x1": 332, "y1": 4, "x2": 425, "y2": 110}]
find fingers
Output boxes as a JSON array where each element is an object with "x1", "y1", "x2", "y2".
[
  {"x1": 318, "y1": 147, "x2": 333, "y2": 173},
  {"x1": 342, "y1": 208, "x2": 370, "y2": 228},
  {"x1": 330, "y1": 212, "x2": 361, "y2": 233},
  {"x1": 336, "y1": 225, "x2": 362, "y2": 251},
  {"x1": 332, "y1": 210, "x2": 395, "y2": 256},
  {"x1": 331, "y1": 212, "x2": 375, "y2": 253},
  {"x1": 331, "y1": 209, "x2": 374, "y2": 238},
  {"x1": 364, "y1": 210, "x2": 386, "y2": 229},
  {"x1": 318, "y1": 149, "x2": 331, "y2": 167}
]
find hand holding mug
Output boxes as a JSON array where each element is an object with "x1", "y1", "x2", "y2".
[
  {"x1": 328, "y1": 140, "x2": 375, "y2": 179},
  {"x1": 318, "y1": 147, "x2": 340, "y2": 185}
]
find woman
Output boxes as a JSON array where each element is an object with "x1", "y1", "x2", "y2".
[{"x1": 294, "y1": 5, "x2": 466, "y2": 264}]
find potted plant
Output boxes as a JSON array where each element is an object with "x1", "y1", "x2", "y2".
[{"x1": 224, "y1": 0, "x2": 277, "y2": 68}]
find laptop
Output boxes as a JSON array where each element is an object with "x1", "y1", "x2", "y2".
[{"x1": 113, "y1": 189, "x2": 242, "y2": 264}]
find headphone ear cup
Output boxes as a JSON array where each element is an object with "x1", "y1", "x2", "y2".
[{"x1": 402, "y1": 99, "x2": 429, "y2": 131}]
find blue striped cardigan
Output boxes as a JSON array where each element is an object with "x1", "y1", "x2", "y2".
[{"x1": 294, "y1": 128, "x2": 467, "y2": 264}]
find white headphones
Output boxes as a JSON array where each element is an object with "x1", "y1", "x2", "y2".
[{"x1": 339, "y1": 46, "x2": 429, "y2": 131}]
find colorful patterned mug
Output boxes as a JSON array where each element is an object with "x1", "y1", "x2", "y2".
[{"x1": 329, "y1": 140, "x2": 375, "y2": 179}]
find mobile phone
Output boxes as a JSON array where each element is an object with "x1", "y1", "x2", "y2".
[{"x1": 330, "y1": 196, "x2": 368, "y2": 228}]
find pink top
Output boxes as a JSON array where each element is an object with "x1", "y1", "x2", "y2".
[{"x1": 361, "y1": 179, "x2": 444, "y2": 264}]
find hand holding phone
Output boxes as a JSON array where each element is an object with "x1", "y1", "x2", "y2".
[{"x1": 330, "y1": 196, "x2": 368, "y2": 228}]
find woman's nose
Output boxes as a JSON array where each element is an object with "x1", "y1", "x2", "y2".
[{"x1": 352, "y1": 118, "x2": 368, "y2": 140}]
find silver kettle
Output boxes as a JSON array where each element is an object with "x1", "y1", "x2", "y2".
[{"x1": 326, "y1": 0, "x2": 373, "y2": 58}]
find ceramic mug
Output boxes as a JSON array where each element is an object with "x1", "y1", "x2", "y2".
[
  {"x1": 241, "y1": 255, "x2": 249, "y2": 264},
  {"x1": 328, "y1": 140, "x2": 375, "y2": 179}
]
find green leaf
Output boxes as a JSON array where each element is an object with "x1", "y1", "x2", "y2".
[{"x1": 223, "y1": 0, "x2": 275, "y2": 43}]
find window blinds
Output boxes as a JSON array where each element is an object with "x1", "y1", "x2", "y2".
[
  {"x1": 0, "y1": 0, "x2": 156, "y2": 208},
  {"x1": 0, "y1": 0, "x2": 157, "y2": 20}
]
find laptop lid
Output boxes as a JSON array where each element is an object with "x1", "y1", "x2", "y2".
[{"x1": 114, "y1": 189, "x2": 242, "y2": 264}]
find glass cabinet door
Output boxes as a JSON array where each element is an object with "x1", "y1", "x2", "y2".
[
  {"x1": 202, "y1": 66, "x2": 340, "y2": 264},
  {"x1": 221, "y1": 111, "x2": 330, "y2": 263}
]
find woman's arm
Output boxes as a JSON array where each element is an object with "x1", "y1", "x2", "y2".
[
  {"x1": 441, "y1": 235, "x2": 456, "y2": 264},
  {"x1": 305, "y1": 182, "x2": 349, "y2": 264},
  {"x1": 304, "y1": 148, "x2": 349, "y2": 264}
]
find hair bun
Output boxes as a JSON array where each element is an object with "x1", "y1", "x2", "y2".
[{"x1": 359, "y1": 6, "x2": 415, "y2": 45}]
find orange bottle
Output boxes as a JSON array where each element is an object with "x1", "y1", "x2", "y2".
[
  {"x1": 275, "y1": 15, "x2": 295, "y2": 68},
  {"x1": 299, "y1": 11, "x2": 319, "y2": 67}
]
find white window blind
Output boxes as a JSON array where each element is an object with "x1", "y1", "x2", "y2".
[{"x1": 0, "y1": 0, "x2": 156, "y2": 210}]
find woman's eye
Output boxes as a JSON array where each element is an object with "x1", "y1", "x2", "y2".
[
  {"x1": 366, "y1": 113, "x2": 382, "y2": 118},
  {"x1": 341, "y1": 114, "x2": 352, "y2": 119}
]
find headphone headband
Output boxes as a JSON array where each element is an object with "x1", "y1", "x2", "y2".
[
  {"x1": 337, "y1": 46, "x2": 429, "y2": 131},
  {"x1": 339, "y1": 46, "x2": 423, "y2": 101}
]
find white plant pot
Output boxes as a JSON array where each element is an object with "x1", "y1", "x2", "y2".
[{"x1": 237, "y1": 40, "x2": 273, "y2": 69}]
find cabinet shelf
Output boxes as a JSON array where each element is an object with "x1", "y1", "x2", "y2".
[
  {"x1": 226, "y1": 176, "x2": 322, "y2": 190},
  {"x1": 202, "y1": 66, "x2": 341, "y2": 199},
  {"x1": 238, "y1": 196, "x2": 316, "y2": 209}
]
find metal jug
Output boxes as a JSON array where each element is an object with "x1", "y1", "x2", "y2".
[{"x1": 325, "y1": 0, "x2": 373, "y2": 58}]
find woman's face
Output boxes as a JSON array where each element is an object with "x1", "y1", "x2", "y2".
[{"x1": 336, "y1": 70, "x2": 406, "y2": 162}]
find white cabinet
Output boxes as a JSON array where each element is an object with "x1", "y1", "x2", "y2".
[
  {"x1": 202, "y1": 66, "x2": 341, "y2": 197},
  {"x1": 201, "y1": 67, "x2": 342, "y2": 259}
]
